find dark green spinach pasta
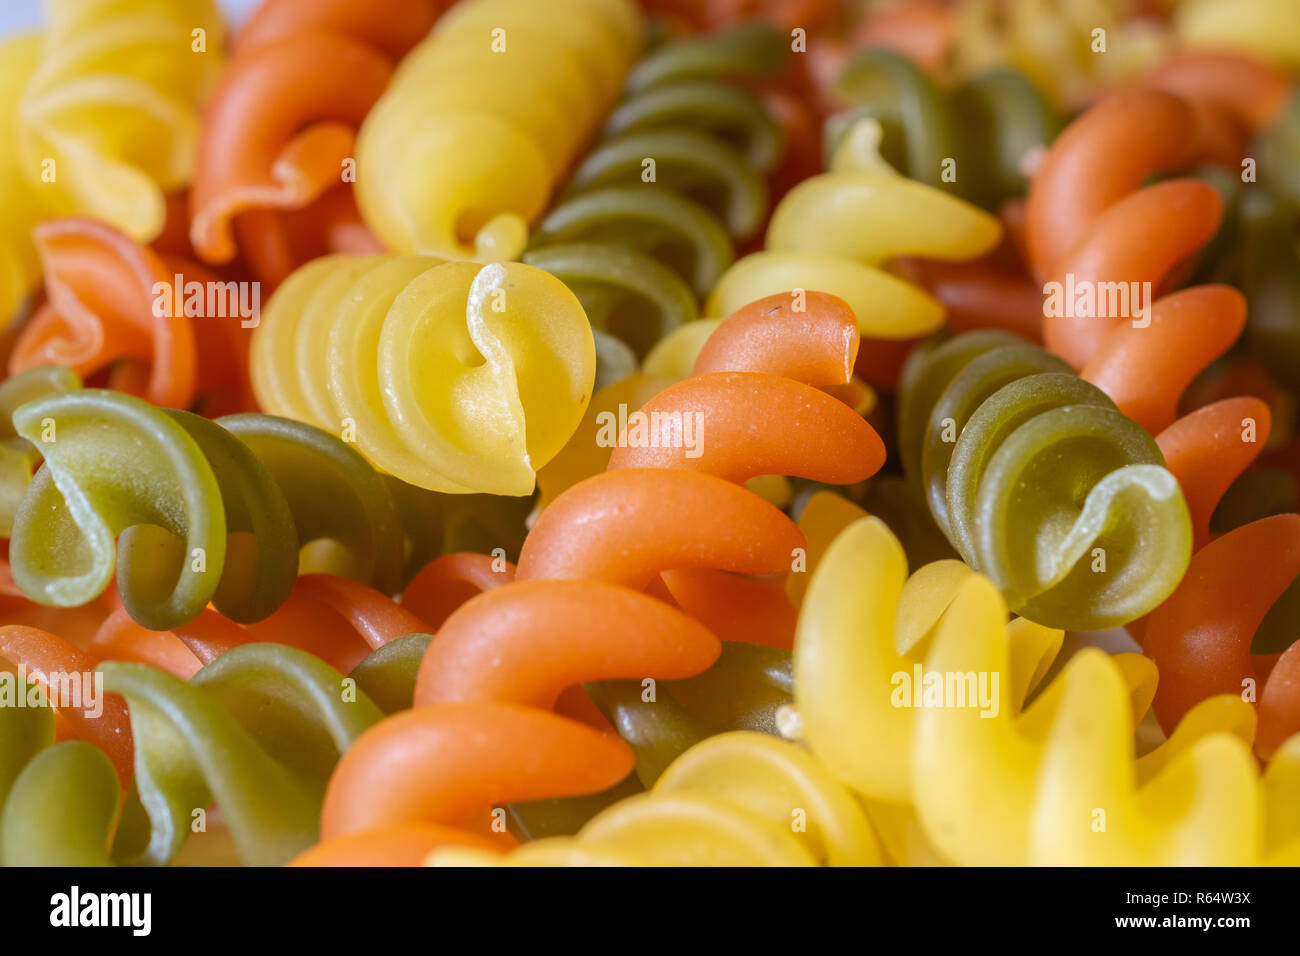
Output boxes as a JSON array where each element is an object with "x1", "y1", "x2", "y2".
[
  {"x1": 832, "y1": 48, "x2": 1062, "y2": 209},
  {"x1": 898, "y1": 331, "x2": 1193, "y2": 629},
  {"x1": 0, "y1": 364, "x2": 80, "y2": 535},
  {"x1": 103, "y1": 645, "x2": 383, "y2": 866},
  {"x1": 1195, "y1": 172, "x2": 1300, "y2": 393},
  {"x1": 6, "y1": 390, "x2": 452, "y2": 629},
  {"x1": 0, "y1": 644, "x2": 385, "y2": 866},
  {"x1": 347, "y1": 632, "x2": 434, "y2": 715},
  {"x1": 218, "y1": 412, "x2": 408, "y2": 597},
  {"x1": 524, "y1": 22, "x2": 784, "y2": 355},
  {"x1": 9, "y1": 389, "x2": 230, "y2": 630},
  {"x1": 508, "y1": 640, "x2": 795, "y2": 840}
]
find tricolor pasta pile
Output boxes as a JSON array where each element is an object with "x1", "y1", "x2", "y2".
[{"x1": 0, "y1": 0, "x2": 1297, "y2": 869}]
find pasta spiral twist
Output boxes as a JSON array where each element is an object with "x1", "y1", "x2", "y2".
[
  {"x1": 399, "y1": 544, "x2": 806, "y2": 842},
  {"x1": 523, "y1": 22, "x2": 785, "y2": 354},
  {"x1": 16, "y1": 0, "x2": 225, "y2": 243},
  {"x1": 0, "y1": 34, "x2": 43, "y2": 322},
  {"x1": 708, "y1": 115, "x2": 1002, "y2": 346},
  {"x1": 8, "y1": 217, "x2": 255, "y2": 414},
  {"x1": 297, "y1": 290, "x2": 885, "y2": 864},
  {"x1": 434, "y1": 505, "x2": 1300, "y2": 867},
  {"x1": 1166, "y1": 53, "x2": 1300, "y2": 391},
  {"x1": 0, "y1": 624, "x2": 131, "y2": 865},
  {"x1": 1026, "y1": 90, "x2": 1270, "y2": 514},
  {"x1": 0, "y1": 364, "x2": 79, "y2": 535},
  {"x1": 250, "y1": 254, "x2": 596, "y2": 496},
  {"x1": 5, "y1": 391, "x2": 444, "y2": 630},
  {"x1": 189, "y1": 0, "x2": 445, "y2": 285},
  {"x1": 1027, "y1": 90, "x2": 1243, "y2": 371},
  {"x1": 897, "y1": 329, "x2": 1192, "y2": 629},
  {"x1": 1145, "y1": 515, "x2": 1300, "y2": 761},
  {"x1": 1026, "y1": 88, "x2": 1295, "y2": 745},
  {"x1": 793, "y1": 514, "x2": 1300, "y2": 865},
  {"x1": 356, "y1": 0, "x2": 642, "y2": 261},
  {"x1": 0, "y1": 625, "x2": 394, "y2": 866},
  {"x1": 832, "y1": 47, "x2": 1061, "y2": 209}
]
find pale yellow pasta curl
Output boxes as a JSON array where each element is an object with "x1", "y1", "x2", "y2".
[
  {"x1": 252, "y1": 255, "x2": 596, "y2": 496},
  {"x1": 0, "y1": 34, "x2": 44, "y2": 323},
  {"x1": 356, "y1": 0, "x2": 642, "y2": 262},
  {"x1": 794, "y1": 514, "x2": 1300, "y2": 866},
  {"x1": 17, "y1": 0, "x2": 224, "y2": 241},
  {"x1": 707, "y1": 118, "x2": 1002, "y2": 340}
]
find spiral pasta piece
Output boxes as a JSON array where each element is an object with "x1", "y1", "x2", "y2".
[
  {"x1": 1027, "y1": 91, "x2": 1222, "y2": 361},
  {"x1": 297, "y1": 291, "x2": 884, "y2": 864},
  {"x1": 1027, "y1": 87, "x2": 1294, "y2": 728},
  {"x1": 0, "y1": 364, "x2": 79, "y2": 535},
  {"x1": 0, "y1": 34, "x2": 44, "y2": 324},
  {"x1": 524, "y1": 22, "x2": 785, "y2": 353},
  {"x1": 794, "y1": 515, "x2": 1300, "y2": 865},
  {"x1": 189, "y1": 0, "x2": 445, "y2": 284},
  {"x1": 0, "y1": 624, "x2": 133, "y2": 783},
  {"x1": 307, "y1": 581, "x2": 721, "y2": 860},
  {"x1": 1026, "y1": 91, "x2": 1274, "y2": 523},
  {"x1": 9, "y1": 389, "x2": 228, "y2": 630},
  {"x1": 1145, "y1": 515, "x2": 1300, "y2": 760},
  {"x1": 17, "y1": 0, "x2": 224, "y2": 242},
  {"x1": 251, "y1": 254, "x2": 596, "y2": 495},
  {"x1": 1, "y1": 615, "x2": 441, "y2": 866},
  {"x1": 1185, "y1": 62, "x2": 1300, "y2": 390},
  {"x1": 897, "y1": 330, "x2": 1192, "y2": 629},
  {"x1": 5, "y1": 389, "x2": 447, "y2": 628},
  {"x1": 105, "y1": 644, "x2": 382, "y2": 866},
  {"x1": 8, "y1": 216, "x2": 259, "y2": 415},
  {"x1": 1024, "y1": 86, "x2": 1275, "y2": 449},
  {"x1": 709, "y1": 116, "x2": 1002, "y2": 342},
  {"x1": 11, "y1": 217, "x2": 196, "y2": 407},
  {"x1": 832, "y1": 48, "x2": 1062, "y2": 209},
  {"x1": 356, "y1": 0, "x2": 642, "y2": 261},
  {"x1": 1, "y1": 718, "x2": 121, "y2": 865}
]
